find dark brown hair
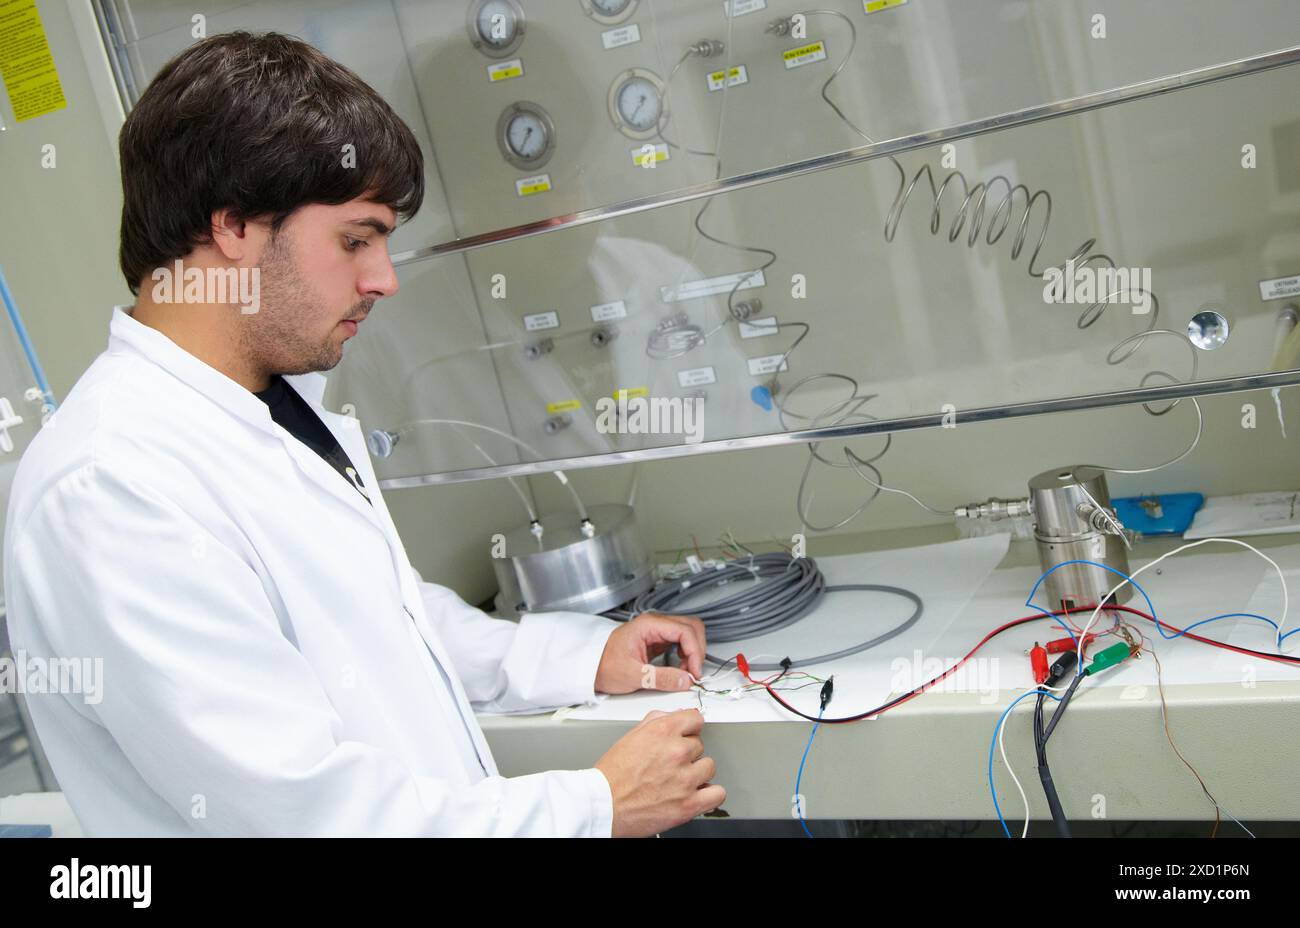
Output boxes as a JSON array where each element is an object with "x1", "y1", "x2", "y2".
[{"x1": 118, "y1": 31, "x2": 424, "y2": 294}]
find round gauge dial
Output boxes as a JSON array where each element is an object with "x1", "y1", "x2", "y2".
[
  {"x1": 580, "y1": 0, "x2": 638, "y2": 25},
  {"x1": 467, "y1": 0, "x2": 525, "y2": 58},
  {"x1": 497, "y1": 102, "x2": 556, "y2": 170},
  {"x1": 608, "y1": 69, "x2": 666, "y2": 140}
]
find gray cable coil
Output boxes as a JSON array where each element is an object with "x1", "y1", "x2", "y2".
[{"x1": 618, "y1": 552, "x2": 923, "y2": 671}]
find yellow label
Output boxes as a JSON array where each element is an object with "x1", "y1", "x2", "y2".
[
  {"x1": 782, "y1": 41, "x2": 825, "y2": 62},
  {"x1": 612, "y1": 387, "x2": 648, "y2": 401},
  {"x1": 546, "y1": 400, "x2": 581, "y2": 414},
  {"x1": 0, "y1": 0, "x2": 67, "y2": 123},
  {"x1": 631, "y1": 146, "x2": 669, "y2": 167},
  {"x1": 487, "y1": 61, "x2": 524, "y2": 82},
  {"x1": 865, "y1": 0, "x2": 908, "y2": 11},
  {"x1": 516, "y1": 176, "x2": 552, "y2": 196}
]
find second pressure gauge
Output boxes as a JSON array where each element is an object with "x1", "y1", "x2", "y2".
[
  {"x1": 608, "y1": 68, "x2": 666, "y2": 140},
  {"x1": 467, "y1": 0, "x2": 525, "y2": 59},
  {"x1": 497, "y1": 102, "x2": 556, "y2": 170},
  {"x1": 580, "y1": 0, "x2": 639, "y2": 26}
]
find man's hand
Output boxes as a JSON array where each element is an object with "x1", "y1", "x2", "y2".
[
  {"x1": 595, "y1": 708, "x2": 725, "y2": 837},
  {"x1": 595, "y1": 612, "x2": 706, "y2": 694}
]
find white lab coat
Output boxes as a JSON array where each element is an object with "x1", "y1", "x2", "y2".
[{"x1": 2, "y1": 307, "x2": 617, "y2": 837}]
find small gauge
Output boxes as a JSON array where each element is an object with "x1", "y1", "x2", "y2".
[
  {"x1": 497, "y1": 102, "x2": 556, "y2": 170},
  {"x1": 580, "y1": 0, "x2": 638, "y2": 26},
  {"x1": 608, "y1": 68, "x2": 666, "y2": 140},
  {"x1": 467, "y1": 0, "x2": 525, "y2": 59}
]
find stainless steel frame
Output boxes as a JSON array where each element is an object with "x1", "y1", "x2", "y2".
[
  {"x1": 378, "y1": 369, "x2": 1300, "y2": 488},
  {"x1": 392, "y1": 44, "x2": 1300, "y2": 266}
]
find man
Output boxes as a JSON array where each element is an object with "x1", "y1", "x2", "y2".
[{"x1": 2, "y1": 31, "x2": 723, "y2": 837}]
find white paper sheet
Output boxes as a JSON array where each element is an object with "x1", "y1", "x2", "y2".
[
  {"x1": 564, "y1": 533, "x2": 1013, "y2": 723},
  {"x1": 560, "y1": 535, "x2": 1300, "y2": 723},
  {"x1": 1185, "y1": 491, "x2": 1300, "y2": 539}
]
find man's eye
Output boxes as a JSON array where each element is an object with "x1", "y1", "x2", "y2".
[{"x1": 345, "y1": 237, "x2": 369, "y2": 251}]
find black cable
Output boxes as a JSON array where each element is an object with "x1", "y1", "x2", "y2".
[{"x1": 1034, "y1": 654, "x2": 1082, "y2": 838}]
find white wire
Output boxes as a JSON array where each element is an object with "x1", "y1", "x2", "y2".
[
  {"x1": 395, "y1": 417, "x2": 589, "y2": 522},
  {"x1": 1077, "y1": 537, "x2": 1292, "y2": 667},
  {"x1": 997, "y1": 686, "x2": 1038, "y2": 839}
]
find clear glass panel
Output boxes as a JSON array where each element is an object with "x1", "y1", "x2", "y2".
[
  {"x1": 98, "y1": 0, "x2": 1300, "y2": 482},
  {"x1": 324, "y1": 56, "x2": 1300, "y2": 483},
  {"x1": 106, "y1": 0, "x2": 1300, "y2": 250}
]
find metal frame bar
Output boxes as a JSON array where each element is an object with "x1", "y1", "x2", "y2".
[
  {"x1": 392, "y1": 44, "x2": 1300, "y2": 266},
  {"x1": 378, "y1": 369, "x2": 1300, "y2": 487}
]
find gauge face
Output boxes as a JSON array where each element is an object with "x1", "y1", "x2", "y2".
[
  {"x1": 467, "y1": 0, "x2": 525, "y2": 58},
  {"x1": 506, "y1": 112, "x2": 547, "y2": 160},
  {"x1": 497, "y1": 102, "x2": 556, "y2": 170},
  {"x1": 581, "y1": 0, "x2": 637, "y2": 24},
  {"x1": 608, "y1": 71, "x2": 664, "y2": 139}
]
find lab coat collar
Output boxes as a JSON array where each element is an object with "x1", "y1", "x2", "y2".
[
  {"x1": 109, "y1": 305, "x2": 282, "y2": 436},
  {"x1": 108, "y1": 306, "x2": 328, "y2": 434}
]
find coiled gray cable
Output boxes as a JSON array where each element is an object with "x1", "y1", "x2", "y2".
[{"x1": 616, "y1": 552, "x2": 923, "y2": 671}]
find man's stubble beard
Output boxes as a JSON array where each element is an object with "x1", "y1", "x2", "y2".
[{"x1": 241, "y1": 229, "x2": 344, "y2": 378}]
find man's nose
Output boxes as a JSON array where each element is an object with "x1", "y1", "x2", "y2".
[{"x1": 363, "y1": 249, "x2": 400, "y2": 299}]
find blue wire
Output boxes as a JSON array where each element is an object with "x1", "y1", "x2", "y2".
[
  {"x1": 999, "y1": 562, "x2": 1296, "y2": 836},
  {"x1": 795, "y1": 706, "x2": 823, "y2": 839},
  {"x1": 989, "y1": 688, "x2": 1062, "y2": 838},
  {"x1": 1029, "y1": 559, "x2": 1293, "y2": 650},
  {"x1": 0, "y1": 264, "x2": 56, "y2": 408}
]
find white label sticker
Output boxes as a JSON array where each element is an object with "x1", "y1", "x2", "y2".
[
  {"x1": 591, "y1": 300, "x2": 628, "y2": 322},
  {"x1": 661, "y1": 269, "x2": 766, "y2": 303},
  {"x1": 723, "y1": 0, "x2": 767, "y2": 16},
  {"x1": 631, "y1": 143, "x2": 670, "y2": 167},
  {"x1": 1260, "y1": 274, "x2": 1300, "y2": 302},
  {"x1": 739, "y1": 316, "x2": 778, "y2": 339},
  {"x1": 601, "y1": 24, "x2": 641, "y2": 49},
  {"x1": 748, "y1": 354, "x2": 789, "y2": 376},
  {"x1": 783, "y1": 41, "x2": 827, "y2": 69},
  {"x1": 707, "y1": 65, "x2": 749, "y2": 92},
  {"x1": 515, "y1": 173, "x2": 552, "y2": 197},
  {"x1": 487, "y1": 59, "x2": 524, "y2": 82},
  {"x1": 524, "y1": 311, "x2": 559, "y2": 331},
  {"x1": 677, "y1": 366, "x2": 718, "y2": 387}
]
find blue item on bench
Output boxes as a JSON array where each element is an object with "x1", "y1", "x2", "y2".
[
  {"x1": 1113, "y1": 493, "x2": 1204, "y2": 536},
  {"x1": 0, "y1": 824, "x2": 53, "y2": 838}
]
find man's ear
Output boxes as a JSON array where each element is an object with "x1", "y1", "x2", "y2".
[{"x1": 209, "y1": 209, "x2": 264, "y2": 262}]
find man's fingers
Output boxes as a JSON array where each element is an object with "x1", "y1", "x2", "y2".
[
  {"x1": 669, "y1": 708, "x2": 705, "y2": 735},
  {"x1": 689, "y1": 755, "x2": 716, "y2": 783},
  {"x1": 691, "y1": 783, "x2": 727, "y2": 817},
  {"x1": 647, "y1": 666, "x2": 694, "y2": 692},
  {"x1": 683, "y1": 736, "x2": 705, "y2": 764},
  {"x1": 642, "y1": 615, "x2": 706, "y2": 680}
]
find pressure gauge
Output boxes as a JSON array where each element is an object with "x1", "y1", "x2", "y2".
[
  {"x1": 608, "y1": 68, "x2": 666, "y2": 140},
  {"x1": 580, "y1": 0, "x2": 639, "y2": 26},
  {"x1": 497, "y1": 102, "x2": 556, "y2": 170},
  {"x1": 467, "y1": 0, "x2": 525, "y2": 59}
]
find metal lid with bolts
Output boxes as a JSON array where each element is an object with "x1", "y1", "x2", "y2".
[{"x1": 491, "y1": 503, "x2": 654, "y2": 618}]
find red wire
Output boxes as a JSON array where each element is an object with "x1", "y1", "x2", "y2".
[{"x1": 735, "y1": 603, "x2": 1299, "y2": 724}]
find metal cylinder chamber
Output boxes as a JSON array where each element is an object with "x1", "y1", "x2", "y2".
[
  {"x1": 491, "y1": 503, "x2": 654, "y2": 618},
  {"x1": 1029, "y1": 465, "x2": 1133, "y2": 610}
]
